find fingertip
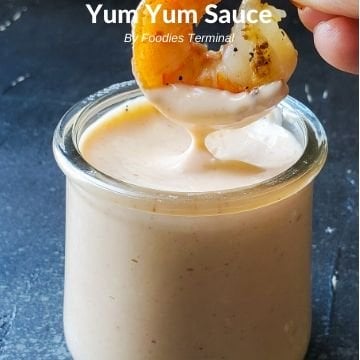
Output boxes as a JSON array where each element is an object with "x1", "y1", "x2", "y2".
[
  {"x1": 298, "y1": 7, "x2": 335, "y2": 32},
  {"x1": 314, "y1": 17, "x2": 359, "y2": 74}
]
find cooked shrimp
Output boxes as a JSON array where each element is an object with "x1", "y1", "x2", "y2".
[{"x1": 132, "y1": 0, "x2": 298, "y2": 93}]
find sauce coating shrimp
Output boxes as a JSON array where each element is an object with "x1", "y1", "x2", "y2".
[{"x1": 132, "y1": 0, "x2": 298, "y2": 93}]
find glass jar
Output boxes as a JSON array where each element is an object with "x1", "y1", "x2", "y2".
[{"x1": 53, "y1": 81, "x2": 327, "y2": 360}]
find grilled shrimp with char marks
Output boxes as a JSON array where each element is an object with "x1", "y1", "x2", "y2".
[{"x1": 132, "y1": 0, "x2": 298, "y2": 93}]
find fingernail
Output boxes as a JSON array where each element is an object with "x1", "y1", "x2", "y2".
[
  {"x1": 290, "y1": 0, "x2": 305, "y2": 10},
  {"x1": 313, "y1": 20, "x2": 331, "y2": 34}
]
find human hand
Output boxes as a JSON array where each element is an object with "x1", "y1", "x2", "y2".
[{"x1": 293, "y1": 0, "x2": 359, "y2": 74}]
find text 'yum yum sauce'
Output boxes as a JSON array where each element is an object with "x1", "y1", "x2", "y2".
[{"x1": 86, "y1": 4, "x2": 274, "y2": 25}]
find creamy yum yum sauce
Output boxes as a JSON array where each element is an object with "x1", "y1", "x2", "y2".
[
  {"x1": 60, "y1": 85, "x2": 322, "y2": 360},
  {"x1": 80, "y1": 88, "x2": 303, "y2": 192}
]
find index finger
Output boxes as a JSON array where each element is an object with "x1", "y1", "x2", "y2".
[{"x1": 293, "y1": 0, "x2": 358, "y2": 19}]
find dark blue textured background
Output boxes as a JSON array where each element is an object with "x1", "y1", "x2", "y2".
[{"x1": 0, "y1": 1, "x2": 358, "y2": 359}]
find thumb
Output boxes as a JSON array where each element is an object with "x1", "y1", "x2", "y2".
[{"x1": 314, "y1": 17, "x2": 359, "y2": 74}]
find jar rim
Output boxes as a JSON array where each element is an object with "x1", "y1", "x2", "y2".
[{"x1": 53, "y1": 81, "x2": 328, "y2": 215}]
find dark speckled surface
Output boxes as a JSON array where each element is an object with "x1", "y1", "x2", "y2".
[{"x1": 0, "y1": 1, "x2": 358, "y2": 359}]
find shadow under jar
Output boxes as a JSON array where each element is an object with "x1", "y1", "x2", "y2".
[{"x1": 53, "y1": 81, "x2": 327, "y2": 360}]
